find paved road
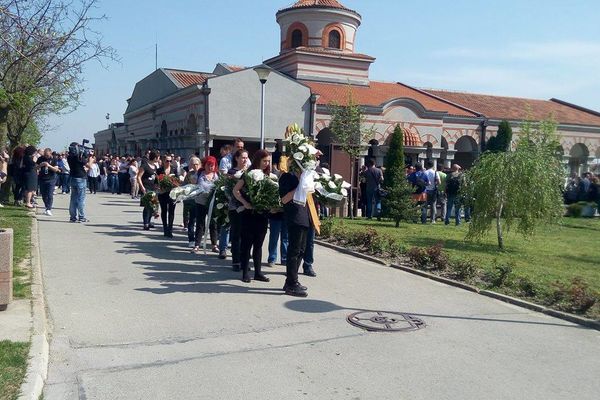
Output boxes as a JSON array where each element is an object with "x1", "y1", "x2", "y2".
[{"x1": 39, "y1": 192, "x2": 599, "y2": 399}]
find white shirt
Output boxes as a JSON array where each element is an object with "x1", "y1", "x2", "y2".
[{"x1": 424, "y1": 168, "x2": 439, "y2": 192}]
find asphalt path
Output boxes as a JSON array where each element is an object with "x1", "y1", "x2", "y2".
[{"x1": 38, "y1": 192, "x2": 600, "y2": 399}]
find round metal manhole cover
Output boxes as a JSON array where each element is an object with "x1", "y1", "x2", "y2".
[{"x1": 347, "y1": 311, "x2": 426, "y2": 332}]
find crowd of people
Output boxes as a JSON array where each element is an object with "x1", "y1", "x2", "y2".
[{"x1": 1, "y1": 140, "x2": 598, "y2": 296}]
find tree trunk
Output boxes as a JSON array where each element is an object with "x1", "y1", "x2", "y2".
[
  {"x1": 395, "y1": 219, "x2": 400, "y2": 228},
  {"x1": 496, "y1": 203, "x2": 504, "y2": 249},
  {"x1": 348, "y1": 159, "x2": 355, "y2": 219}
]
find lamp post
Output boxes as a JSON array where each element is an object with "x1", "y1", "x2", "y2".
[{"x1": 254, "y1": 65, "x2": 271, "y2": 149}]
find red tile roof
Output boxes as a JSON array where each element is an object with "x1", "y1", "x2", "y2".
[
  {"x1": 164, "y1": 69, "x2": 213, "y2": 88},
  {"x1": 303, "y1": 80, "x2": 477, "y2": 117},
  {"x1": 279, "y1": 0, "x2": 356, "y2": 13},
  {"x1": 424, "y1": 89, "x2": 600, "y2": 126},
  {"x1": 288, "y1": 46, "x2": 374, "y2": 60}
]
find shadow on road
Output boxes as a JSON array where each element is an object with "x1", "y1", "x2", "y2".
[
  {"x1": 283, "y1": 299, "x2": 588, "y2": 329},
  {"x1": 90, "y1": 220, "x2": 284, "y2": 297}
]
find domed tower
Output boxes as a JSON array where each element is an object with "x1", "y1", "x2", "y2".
[{"x1": 265, "y1": 0, "x2": 375, "y2": 86}]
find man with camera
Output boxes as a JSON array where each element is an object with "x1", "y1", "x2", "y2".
[{"x1": 67, "y1": 141, "x2": 91, "y2": 222}]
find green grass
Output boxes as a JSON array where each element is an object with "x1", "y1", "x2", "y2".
[
  {"x1": 328, "y1": 217, "x2": 600, "y2": 318},
  {"x1": 0, "y1": 205, "x2": 32, "y2": 298},
  {"x1": 0, "y1": 340, "x2": 30, "y2": 400},
  {"x1": 340, "y1": 218, "x2": 600, "y2": 292}
]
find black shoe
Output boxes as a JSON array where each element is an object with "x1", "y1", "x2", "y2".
[
  {"x1": 218, "y1": 251, "x2": 227, "y2": 260},
  {"x1": 165, "y1": 231, "x2": 173, "y2": 238},
  {"x1": 285, "y1": 283, "x2": 308, "y2": 297},
  {"x1": 303, "y1": 267, "x2": 317, "y2": 277},
  {"x1": 143, "y1": 225, "x2": 150, "y2": 231},
  {"x1": 283, "y1": 282, "x2": 307, "y2": 291},
  {"x1": 79, "y1": 218, "x2": 89, "y2": 223},
  {"x1": 69, "y1": 218, "x2": 77, "y2": 223},
  {"x1": 242, "y1": 273, "x2": 251, "y2": 283},
  {"x1": 254, "y1": 273, "x2": 270, "y2": 282},
  {"x1": 232, "y1": 264, "x2": 241, "y2": 272},
  {"x1": 149, "y1": 223, "x2": 155, "y2": 228}
]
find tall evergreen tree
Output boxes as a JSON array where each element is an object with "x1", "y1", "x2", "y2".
[
  {"x1": 487, "y1": 120, "x2": 513, "y2": 153},
  {"x1": 382, "y1": 125, "x2": 415, "y2": 227},
  {"x1": 384, "y1": 124, "x2": 405, "y2": 188}
]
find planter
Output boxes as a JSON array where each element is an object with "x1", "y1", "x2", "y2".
[{"x1": 0, "y1": 228, "x2": 13, "y2": 311}]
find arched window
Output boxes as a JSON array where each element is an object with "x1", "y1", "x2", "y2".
[
  {"x1": 328, "y1": 30, "x2": 341, "y2": 49},
  {"x1": 291, "y1": 29, "x2": 303, "y2": 48}
]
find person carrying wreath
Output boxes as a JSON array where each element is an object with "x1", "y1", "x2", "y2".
[
  {"x1": 156, "y1": 155, "x2": 178, "y2": 237},
  {"x1": 233, "y1": 149, "x2": 272, "y2": 283},
  {"x1": 191, "y1": 156, "x2": 219, "y2": 254},
  {"x1": 137, "y1": 151, "x2": 159, "y2": 230}
]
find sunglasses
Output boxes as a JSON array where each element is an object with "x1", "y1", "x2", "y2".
[{"x1": 165, "y1": 160, "x2": 172, "y2": 162}]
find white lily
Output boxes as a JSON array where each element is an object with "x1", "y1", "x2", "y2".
[
  {"x1": 293, "y1": 152, "x2": 304, "y2": 161},
  {"x1": 334, "y1": 174, "x2": 343, "y2": 181},
  {"x1": 341, "y1": 188, "x2": 348, "y2": 196},
  {"x1": 328, "y1": 181, "x2": 337, "y2": 189}
]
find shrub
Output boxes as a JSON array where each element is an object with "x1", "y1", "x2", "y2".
[
  {"x1": 566, "y1": 203, "x2": 584, "y2": 217},
  {"x1": 449, "y1": 259, "x2": 479, "y2": 281},
  {"x1": 551, "y1": 278, "x2": 598, "y2": 314},
  {"x1": 484, "y1": 260, "x2": 515, "y2": 288},
  {"x1": 406, "y1": 243, "x2": 449, "y2": 271},
  {"x1": 320, "y1": 217, "x2": 336, "y2": 237},
  {"x1": 514, "y1": 276, "x2": 538, "y2": 297}
]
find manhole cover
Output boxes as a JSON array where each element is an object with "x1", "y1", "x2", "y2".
[{"x1": 347, "y1": 311, "x2": 425, "y2": 332}]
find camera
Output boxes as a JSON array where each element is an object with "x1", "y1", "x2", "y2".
[{"x1": 68, "y1": 139, "x2": 93, "y2": 161}]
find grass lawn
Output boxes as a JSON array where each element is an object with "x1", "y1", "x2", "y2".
[
  {"x1": 0, "y1": 205, "x2": 33, "y2": 298},
  {"x1": 329, "y1": 217, "x2": 600, "y2": 318},
  {"x1": 0, "y1": 340, "x2": 30, "y2": 400}
]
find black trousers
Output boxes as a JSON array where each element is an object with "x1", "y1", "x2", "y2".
[
  {"x1": 87, "y1": 176, "x2": 98, "y2": 193},
  {"x1": 286, "y1": 224, "x2": 309, "y2": 287},
  {"x1": 194, "y1": 203, "x2": 218, "y2": 247},
  {"x1": 240, "y1": 211, "x2": 268, "y2": 275},
  {"x1": 229, "y1": 210, "x2": 242, "y2": 265},
  {"x1": 158, "y1": 192, "x2": 176, "y2": 234}
]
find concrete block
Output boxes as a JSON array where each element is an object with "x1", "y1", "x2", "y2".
[{"x1": 0, "y1": 228, "x2": 13, "y2": 310}]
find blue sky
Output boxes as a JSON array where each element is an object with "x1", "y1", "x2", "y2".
[{"x1": 42, "y1": 0, "x2": 600, "y2": 150}]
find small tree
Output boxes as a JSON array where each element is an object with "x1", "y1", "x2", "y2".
[
  {"x1": 464, "y1": 117, "x2": 563, "y2": 249},
  {"x1": 486, "y1": 120, "x2": 513, "y2": 153},
  {"x1": 384, "y1": 124, "x2": 405, "y2": 188},
  {"x1": 381, "y1": 125, "x2": 415, "y2": 226},
  {"x1": 328, "y1": 86, "x2": 375, "y2": 218}
]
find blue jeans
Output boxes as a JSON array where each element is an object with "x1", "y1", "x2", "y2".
[
  {"x1": 107, "y1": 174, "x2": 118, "y2": 194},
  {"x1": 268, "y1": 217, "x2": 288, "y2": 264},
  {"x1": 445, "y1": 194, "x2": 461, "y2": 225},
  {"x1": 143, "y1": 206, "x2": 154, "y2": 226},
  {"x1": 302, "y1": 226, "x2": 315, "y2": 270},
  {"x1": 365, "y1": 189, "x2": 381, "y2": 218},
  {"x1": 39, "y1": 177, "x2": 56, "y2": 211},
  {"x1": 421, "y1": 190, "x2": 438, "y2": 223},
  {"x1": 69, "y1": 177, "x2": 87, "y2": 221},
  {"x1": 218, "y1": 225, "x2": 230, "y2": 253},
  {"x1": 60, "y1": 173, "x2": 70, "y2": 193}
]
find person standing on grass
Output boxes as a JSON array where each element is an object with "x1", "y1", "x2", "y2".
[
  {"x1": 37, "y1": 148, "x2": 60, "y2": 216},
  {"x1": 361, "y1": 158, "x2": 384, "y2": 220},
  {"x1": 445, "y1": 164, "x2": 464, "y2": 226},
  {"x1": 421, "y1": 160, "x2": 440, "y2": 224},
  {"x1": 22, "y1": 145, "x2": 39, "y2": 209},
  {"x1": 0, "y1": 149, "x2": 8, "y2": 207}
]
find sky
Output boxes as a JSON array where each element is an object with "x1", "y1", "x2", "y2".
[{"x1": 41, "y1": 0, "x2": 600, "y2": 150}]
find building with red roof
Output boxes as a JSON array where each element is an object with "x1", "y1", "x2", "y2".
[{"x1": 95, "y1": 0, "x2": 599, "y2": 174}]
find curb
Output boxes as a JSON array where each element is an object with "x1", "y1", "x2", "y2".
[
  {"x1": 18, "y1": 217, "x2": 50, "y2": 400},
  {"x1": 315, "y1": 239, "x2": 600, "y2": 331}
]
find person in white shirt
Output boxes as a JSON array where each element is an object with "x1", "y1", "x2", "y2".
[
  {"x1": 87, "y1": 157, "x2": 100, "y2": 194},
  {"x1": 421, "y1": 160, "x2": 441, "y2": 224},
  {"x1": 129, "y1": 160, "x2": 139, "y2": 199}
]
